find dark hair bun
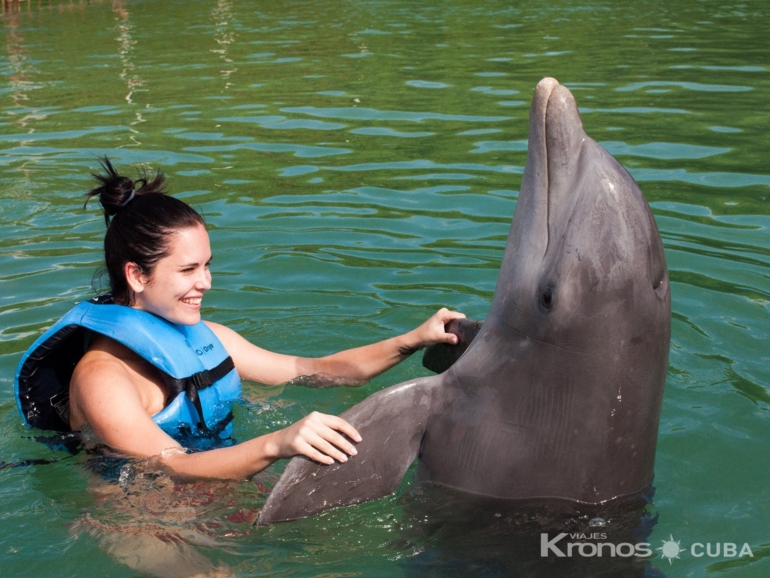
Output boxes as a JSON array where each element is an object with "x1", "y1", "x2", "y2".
[{"x1": 84, "y1": 157, "x2": 166, "y2": 225}]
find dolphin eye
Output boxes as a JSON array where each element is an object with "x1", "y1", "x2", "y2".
[{"x1": 539, "y1": 284, "x2": 555, "y2": 310}]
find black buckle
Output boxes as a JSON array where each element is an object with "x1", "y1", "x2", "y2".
[{"x1": 189, "y1": 370, "x2": 213, "y2": 392}]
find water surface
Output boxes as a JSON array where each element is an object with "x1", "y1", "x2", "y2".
[{"x1": 1, "y1": 0, "x2": 768, "y2": 576}]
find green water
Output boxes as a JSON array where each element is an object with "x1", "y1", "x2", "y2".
[{"x1": 0, "y1": 0, "x2": 768, "y2": 576}]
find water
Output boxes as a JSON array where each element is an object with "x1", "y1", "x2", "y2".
[{"x1": 1, "y1": 0, "x2": 768, "y2": 576}]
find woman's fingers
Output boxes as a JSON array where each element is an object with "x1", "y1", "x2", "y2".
[
  {"x1": 296, "y1": 441, "x2": 336, "y2": 465},
  {"x1": 306, "y1": 433, "x2": 350, "y2": 464},
  {"x1": 284, "y1": 412, "x2": 362, "y2": 465},
  {"x1": 310, "y1": 414, "x2": 360, "y2": 460},
  {"x1": 437, "y1": 309, "x2": 465, "y2": 345},
  {"x1": 413, "y1": 308, "x2": 467, "y2": 347},
  {"x1": 318, "y1": 413, "x2": 362, "y2": 444}
]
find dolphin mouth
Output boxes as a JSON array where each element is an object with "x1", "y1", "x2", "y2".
[
  {"x1": 532, "y1": 77, "x2": 586, "y2": 176},
  {"x1": 537, "y1": 78, "x2": 588, "y2": 255},
  {"x1": 513, "y1": 77, "x2": 586, "y2": 266}
]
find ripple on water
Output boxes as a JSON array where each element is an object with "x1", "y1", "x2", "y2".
[
  {"x1": 349, "y1": 127, "x2": 435, "y2": 138},
  {"x1": 616, "y1": 81, "x2": 753, "y2": 92},
  {"x1": 405, "y1": 80, "x2": 452, "y2": 89},
  {"x1": 280, "y1": 106, "x2": 511, "y2": 123},
  {"x1": 601, "y1": 141, "x2": 731, "y2": 160},
  {"x1": 182, "y1": 142, "x2": 350, "y2": 158}
]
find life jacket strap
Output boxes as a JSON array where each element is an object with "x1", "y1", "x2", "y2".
[{"x1": 164, "y1": 356, "x2": 236, "y2": 432}]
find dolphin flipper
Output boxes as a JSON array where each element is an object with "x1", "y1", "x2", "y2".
[{"x1": 258, "y1": 375, "x2": 441, "y2": 524}]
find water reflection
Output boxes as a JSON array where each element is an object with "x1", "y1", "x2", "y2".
[
  {"x1": 1, "y1": 5, "x2": 42, "y2": 195},
  {"x1": 3, "y1": 8, "x2": 31, "y2": 114},
  {"x1": 211, "y1": 0, "x2": 236, "y2": 90},
  {"x1": 111, "y1": 0, "x2": 144, "y2": 144},
  {"x1": 69, "y1": 455, "x2": 274, "y2": 578}
]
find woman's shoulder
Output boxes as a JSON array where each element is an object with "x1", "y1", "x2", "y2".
[
  {"x1": 202, "y1": 319, "x2": 227, "y2": 335},
  {"x1": 70, "y1": 334, "x2": 168, "y2": 430},
  {"x1": 72, "y1": 334, "x2": 164, "y2": 391},
  {"x1": 69, "y1": 337, "x2": 134, "y2": 430},
  {"x1": 71, "y1": 336, "x2": 135, "y2": 390},
  {"x1": 82, "y1": 333, "x2": 138, "y2": 363},
  {"x1": 203, "y1": 319, "x2": 242, "y2": 349}
]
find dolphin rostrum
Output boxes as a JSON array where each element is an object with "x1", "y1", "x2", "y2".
[{"x1": 259, "y1": 77, "x2": 670, "y2": 524}]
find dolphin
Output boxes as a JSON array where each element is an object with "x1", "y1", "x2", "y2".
[{"x1": 259, "y1": 77, "x2": 670, "y2": 524}]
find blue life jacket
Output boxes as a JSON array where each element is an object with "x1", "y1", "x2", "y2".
[{"x1": 15, "y1": 295, "x2": 242, "y2": 443}]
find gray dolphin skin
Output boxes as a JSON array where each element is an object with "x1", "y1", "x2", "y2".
[{"x1": 259, "y1": 77, "x2": 671, "y2": 524}]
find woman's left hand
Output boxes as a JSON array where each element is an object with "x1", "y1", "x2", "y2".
[{"x1": 407, "y1": 308, "x2": 467, "y2": 350}]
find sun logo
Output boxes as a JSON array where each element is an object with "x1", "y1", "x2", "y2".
[{"x1": 657, "y1": 535, "x2": 685, "y2": 564}]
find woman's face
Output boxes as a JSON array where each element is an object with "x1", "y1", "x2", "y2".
[{"x1": 132, "y1": 224, "x2": 212, "y2": 325}]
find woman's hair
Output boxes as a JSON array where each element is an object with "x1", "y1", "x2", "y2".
[{"x1": 85, "y1": 157, "x2": 205, "y2": 305}]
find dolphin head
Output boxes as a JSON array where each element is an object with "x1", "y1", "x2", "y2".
[
  {"x1": 442, "y1": 78, "x2": 670, "y2": 502},
  {"x1": 486, "y1": 77, "x2": 669, "y2": 354}
]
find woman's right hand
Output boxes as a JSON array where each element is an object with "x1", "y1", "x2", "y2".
[{"x1": 271, "y1": 412, "x2": 362, "y2": 465}]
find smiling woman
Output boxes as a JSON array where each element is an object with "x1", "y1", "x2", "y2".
[
  {"x1": 122, "y1": 224, "x2": 213, "y2": 326},
  {"x1": 14, "y1": 158, "x2": 465, "y2": 482}
]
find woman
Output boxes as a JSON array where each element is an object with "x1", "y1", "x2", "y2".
[{"x1": 16, "y1": 158, "x2": 464, "y2": 481}]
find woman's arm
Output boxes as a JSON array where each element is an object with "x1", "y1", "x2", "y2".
[
  {"x1": 69, "y1": 355, "x2": 360, "y2": 480},
  {"x1": 162, "y1": 411, "x2": 360, "y2": 479},
  {"x1": 206, "y1": 308, "x2": 466, "y2": 386}
]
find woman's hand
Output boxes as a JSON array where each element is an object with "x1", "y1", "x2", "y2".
[
  {"x1": 270, "y1": 412, "x2": 362, "y2": 465},
  {"x1": 406, "y1": 308, "x2": 467, "y2": 350}
]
